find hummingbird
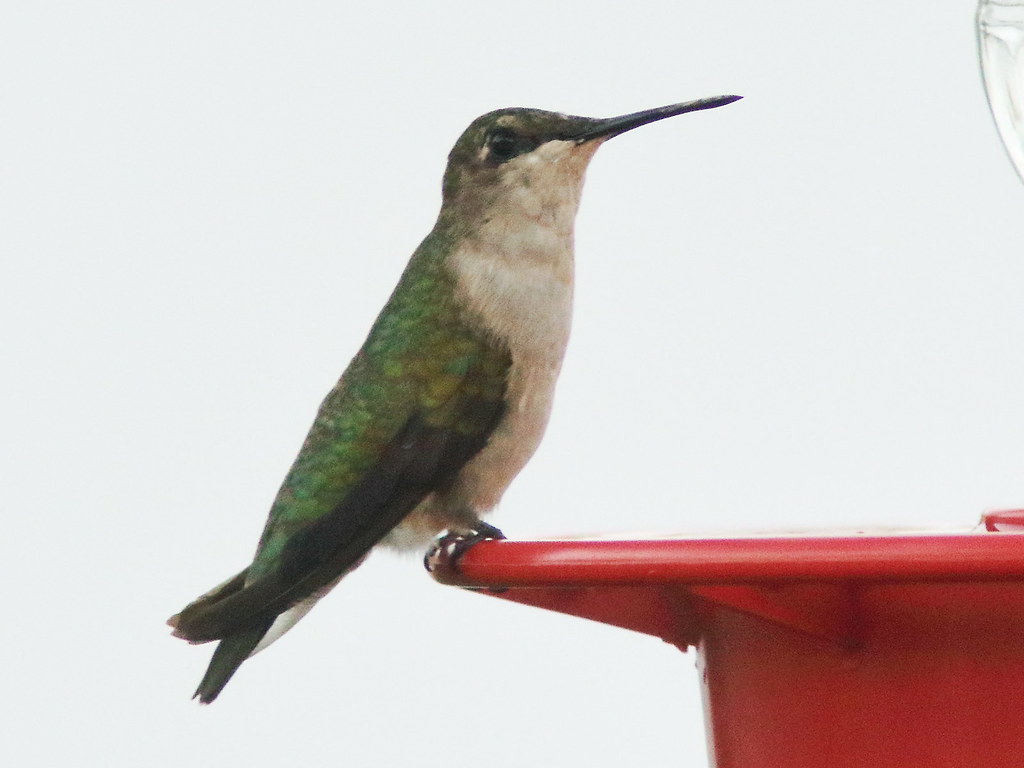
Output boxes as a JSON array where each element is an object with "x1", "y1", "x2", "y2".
[{"x1": 169, "y1": 94, "x2": 741, "y2": 703}]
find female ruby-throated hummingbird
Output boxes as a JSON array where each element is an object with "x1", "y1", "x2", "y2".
[{"x1": 169, "y1": 94, "x2": 741, "y2": 702}]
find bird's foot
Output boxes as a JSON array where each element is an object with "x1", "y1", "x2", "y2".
[{"x1": 424, "y1": 522, "x2": 506, "y2": 589}]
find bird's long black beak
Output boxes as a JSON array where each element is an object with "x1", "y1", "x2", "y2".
[{"x1": 571, "y1": 95, "x2": 742, "y2": 143}]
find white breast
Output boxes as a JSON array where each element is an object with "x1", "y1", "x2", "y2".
[
  {"x1": 388, "y1": 139, "x2": 599, "y2": 545},
  {"x1": 444, "y1": 180, "x2": 579, "y2": 514},
  {"x1": 451, "y1": 246, "x2": 573, "y2": 359}
]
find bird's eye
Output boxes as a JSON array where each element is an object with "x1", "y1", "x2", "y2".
[{"x1": 486, "y1": 128, "x2": 522, "y2": 163}]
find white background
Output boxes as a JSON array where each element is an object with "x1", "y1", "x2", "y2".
[{"x1": 3, "y1": 1, "x2": 1023, "y2": 766}]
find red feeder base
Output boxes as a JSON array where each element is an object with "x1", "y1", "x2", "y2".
[{"x1": 428, "y1": 512, "x2": 1024, "y2": 767}]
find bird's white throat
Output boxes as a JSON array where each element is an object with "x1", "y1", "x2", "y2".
[{"x1": 450, "y1": 139, "x2": 599, "y2": 359}]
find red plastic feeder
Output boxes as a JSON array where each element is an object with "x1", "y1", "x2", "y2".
[{"x1": 428, "y1": 511, "x2": 1024, "y2": 767}]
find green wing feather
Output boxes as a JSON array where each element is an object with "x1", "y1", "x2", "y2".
[{"x1": 170, "y1": 232, "x2": 510, "y2": 701}]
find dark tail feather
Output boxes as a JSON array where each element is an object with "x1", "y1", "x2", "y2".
[
  {"x1": 193, "y1": 619, "x2": 274, "y2": 704},
  {"x1": 168, "y1": 568, "x2": 248, "y2": 641}
]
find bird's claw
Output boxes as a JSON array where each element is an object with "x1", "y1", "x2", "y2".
[
  {"x1": 466, "y1": 521, "x2": 506, "y2": 542},
  {"x1": 424, "y1": 523, "x2": 506, "y2": 588}
]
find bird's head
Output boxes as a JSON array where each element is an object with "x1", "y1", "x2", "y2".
[{"x1": 439, "y1": 96, "x2": 741, "y2": 226}]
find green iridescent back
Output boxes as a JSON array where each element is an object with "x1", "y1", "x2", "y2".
[{"x1": 249, "y1": 225, "x2": 509, "y2": 577}]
